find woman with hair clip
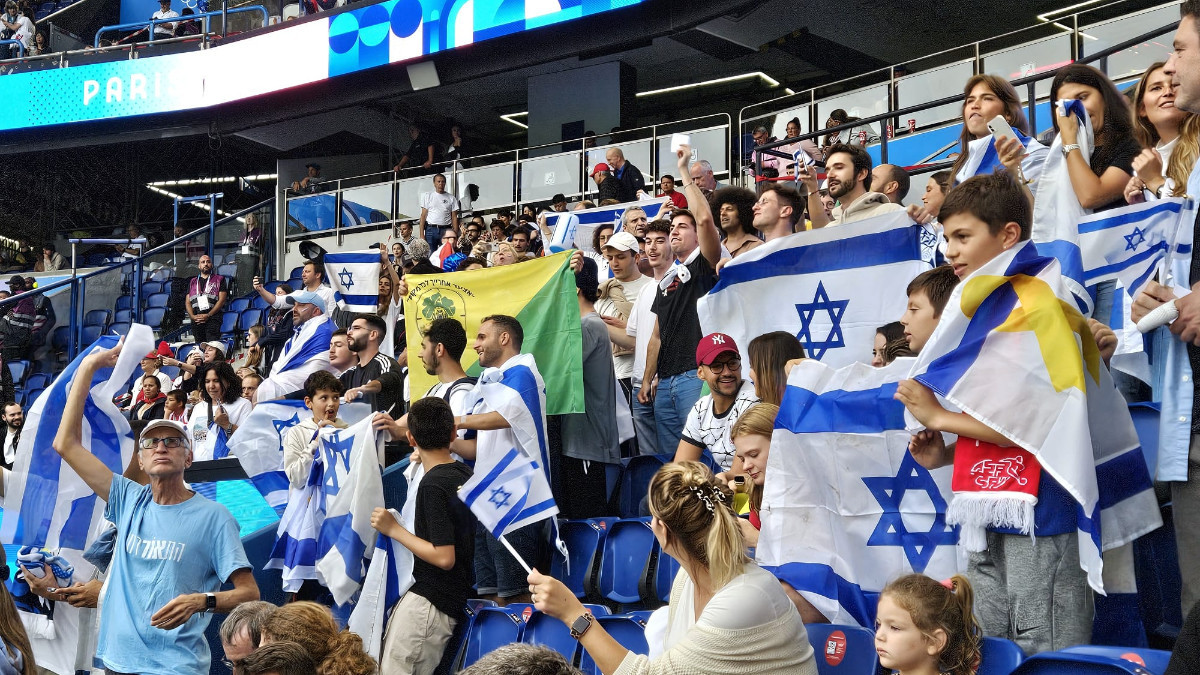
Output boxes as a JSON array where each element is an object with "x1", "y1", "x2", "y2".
[
  {"x1": 1051, "y1": 63, "x2": 1142, "y2": 212},
  {"x1": 528, "y1": 461, "x2": 818, "y2": 674},
  {"x1": 747, "y1": 332, "x2": 805, "y2": 406},
  {"x1": 1125, "y1": 61, "x2": 1200, "y2": 204},
  {"x1": 950, "y1": 74, "x2": 1049, "y2": 189}
]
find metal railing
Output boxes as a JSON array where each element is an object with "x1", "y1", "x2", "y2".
[
  {"x1": 0, "y1": 39, "x2": 25, "y2": 58},
  {"x1": 282, "y1": 113, "x2": 732, "y2": 240},
  {"x1": 94, "y1": 4, "x2": 269, "y2": 48},
  {"x1": 738, "y1": 0, "x2": 1181, "y2": 178}
]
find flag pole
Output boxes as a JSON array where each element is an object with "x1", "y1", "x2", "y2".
[{"x1": 498, "y1": 534, "x2": 533, "y2": 574}]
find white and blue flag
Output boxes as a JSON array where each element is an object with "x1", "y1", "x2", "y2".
[
  {"x1": 227, "y1": 400, "x2": 374, "y2": 515},
  {"x1": 1080, "y1": 197, "x2": 1194, "y2": 294},
  {"x1": 697, "y1": 209, "x2": 929, "y2": 368},
  {"x1": 266, "y1": 414, "x2": 385, "y2": 604},
  {"x1": 460, "y1": 447, "x2": 557, "y2": 537},
  {"x1": 955, "y1": 128, "x2": 1049, "y2": 185},
  {"x1": 324, "y1": 251, "x2": 381, "y2": 313},
  {"x1": 0, "y1": 325, "x2": 154, "y2": 550},
  {"x1": 756, "y1": 358, "x2": 960, "y2": 627},
  {"x1": 545, "y1": 199, "x2": 667, "y2": 254}
]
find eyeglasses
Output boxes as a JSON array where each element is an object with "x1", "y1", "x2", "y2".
[
  {"x1": 705, "y1": 358, "x2": 741, "y2": 373},
  {"x1": 140, "y1": 437, "x2": 186, "y2": 449}
]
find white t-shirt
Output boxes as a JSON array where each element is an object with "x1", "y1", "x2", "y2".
[
  {"x1": 151, "y1": 8, "x2": 178, "y2": 35},
  {"x1": 626, "y1": 277, "x2": 659, "y2": 387},
  {"x1": 188, "y1": 397, "x2": 253, "y2": 461},
  {"x1": 680, "y1": 380, "x2": 759, "y2": 470},
  {"x1": 269, "y1": 285, "x2": 338, "y2": 314},
  {"x1": 2, "y1": 429, "x2": 16, "y2": 466},
  {"x1": 420, "y1": 190, "x2": 459, "y2": 227},
  {"x1": 10, "y1": 14, "x2": 33, "y2": 46},
  {"x1": 596, "y1": 274, "x2": 652, "y2": 380}
]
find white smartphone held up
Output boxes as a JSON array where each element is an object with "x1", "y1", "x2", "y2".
[
  {"x1": 670, "y1": 133, "x2": 691, "y2": 152},
  {"x1": 987, "y1": 115, "x2": 1021, "y2": 148}
]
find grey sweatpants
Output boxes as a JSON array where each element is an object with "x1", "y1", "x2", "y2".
[{"x1": 968, "y1": 531, "x2": 1093, "y2": 655}]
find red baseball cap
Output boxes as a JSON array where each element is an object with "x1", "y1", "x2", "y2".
[
  {"x1": 591, "y1": 163, "x2": 610, "y2": 176},
  {"x1": 695, "y1": 332, "x2": 739, "y2": 366}
]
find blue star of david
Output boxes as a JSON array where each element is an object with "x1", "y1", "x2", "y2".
[
  {"x1": 338, "y1": 267, "x2": 355, "y2": 289},
  {"x1": 861, "y1": 453, "x2": 958, "y2": 572},
  {"x1": 1124, "y1": 227, "x2": 1147, "y2": 252},
  {"x1": 489, "y1": 486, "x2": 513, "y2": 509},
  {"x1": 919, "y1": 225, "x2": 939, "y2": 249},
  {"x1": 272, "y1": 413, "x2": 301, "y2": 444},
  {"x1": 322, "y1": 432, "x2": 355, "y2": 496},
  {"x1": 795, "y1": 281, "x2": 849, "y2": 360}
]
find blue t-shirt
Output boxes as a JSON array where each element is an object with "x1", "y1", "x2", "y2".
[{"x1": 98, "y1": 475, "x2": 250, "y2": 675}]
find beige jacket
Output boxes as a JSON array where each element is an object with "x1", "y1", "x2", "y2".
[{"x1": 830, "y1": 191, "x2": 903, "y2": 226}]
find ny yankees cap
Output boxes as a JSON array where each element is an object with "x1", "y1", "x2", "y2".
[{"x1": 696, "y1": 332, "x2": 739, "y2": 366}]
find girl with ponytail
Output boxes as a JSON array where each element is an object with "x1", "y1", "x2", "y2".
[
  {"x1": 528, "y1": 461, "x2": 818, "y2": 674},
  {"x1": 875, "y1": 574, "x2": 982, "y2": 675}
]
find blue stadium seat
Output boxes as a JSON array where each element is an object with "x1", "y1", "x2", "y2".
[
  {"x1": 141, "y1": 281, "x2": 162, "y2": 296},
  {"x1": 579, "y1": 615, "x2": 649, "y2": 675},
  {"x1": 115, "y1": 295, "x2": 134, "y2": 311},
  {"x1": 38, "y1": 1, "x2": 53, "y2": 12},
  {"x1": 459, "y1": 606, "x2": 530, "y2": 668},
  {"x1": 221, "y1": 253, "x2": 237, "y2": 265},
  {"x1": 651, "y1": 548, "x2": 679, "y2": 604},
  {"x1": 50, "y1": 326, "x2": 70, "y2": 353},
  {"x1": 229, "y1": 297, "x2": 251, "y2": 314},
  {"x1": 552, "y1": 519, "x2": 616, "y2": 599},
  {"x1": 177, "y1": 343, "x2": 198, "y2": 362},
  {"x1": 289, "y1": 266, "x2": 304, "y2": 280},
  {"x1": 220, "y1": 311, "x2": 239, "y2": 335},
  {"x1": 23, "y1": 388, "x2": 44, "y2": 407},
  {"x1": 80, "y1": 325, "x2": 103, "y2": 348},
  {"x1": 251, "y1": 294, "x2": 269, "y2": 310},
  {"x1": 110, "y1": 322, "x2": 131, "y2": 336},
  {"x1": 979, "y1": 637, "x2": 1025, "y2": 675},
  {"x1": 143, "y1": 307, "x2": 166, "y2": 329},
  {"x1": 159, "y1": 365, "x2": 179, "y2": 381},
  {"x1": 598, "y1": 518, "x2": 656, "y2": 605},
  {"x1": 263, "y1": 281, "x2": 286, "y2": 294},
  {"x1": 238, "y1": 308, "x2": 264, "y2": 332},
  {"x1": 145, "y1": 293, "x2": 170, "y2": 309},
  {"x1": 217, "y1": 263, "x2": 237, "y2": 278},
  {"x1": 1058, "y1": 646, "x2": 1171, "y2": 673},
  {"x1": 521, "y1": 605, "x2": 608, "y2": 664},
  {"x1": 804, "y1": 624, "x2": 879, "y2": 675},
  {"x1": 160, "y1": 279, "x2": 174, "y2": 296},
  {"x1": 6, "y1": 360, "x2": 29, "y2": 385},
  {"x1": 114, "y1": 308, "x2": 132, "y2": 325},
  {"x1": 24, "y1": 373, "x2": 50, "y2": 391},
  {"x1": 84, "y1": 309, "x2": 110, "y2": 328},
  {"x1": 1011, "y1": 652, "x2": 1160, "y2": 674},
  {"x1": 619, "y1": 454, "x2": 669, "y2": 518}
]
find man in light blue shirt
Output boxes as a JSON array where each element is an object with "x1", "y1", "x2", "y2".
[
  {"x1": 53, "y1": 342, "x2": 259, "y2": 675},
  {"x1": 1134, "y1": 3, "x2": 1200, "y2": 616}
]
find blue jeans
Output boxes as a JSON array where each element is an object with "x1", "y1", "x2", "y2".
[
  {"x1": 631, "y1": 380, "x2": 659, "y2": 456},
  {"x1": 424, "y1": 224, "x2": 445, "y2": 251},
  {"x1": 652, "y1": 370, "x2": 704, "y2": 455}
]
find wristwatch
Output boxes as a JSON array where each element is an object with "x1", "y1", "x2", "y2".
[
  {"x1": 1061, "y1": 143, "x2": 1080, "y2": 158},
  {"x1": 569, "y1": 612, "x2": 594, "y2": 640},
  {"x1": 204, "y1": 592, "x2": 217, "y2": 612}
]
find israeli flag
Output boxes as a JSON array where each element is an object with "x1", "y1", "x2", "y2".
[
  {"x1": 459, "y1": 447, "x2": 557, "y2": 537},
  {"x1": 1080, "y1": 197, "x2": 1194, "y2": 294},
  {"x1": 266, "y1": 414, "x2": 385, "y2": 604},
  {"x1": 545, "y1": 199, "x2": 667, "y2": 254},
  {"x1": 324, "y1": 251, "x2": 381, "y2": 313},
  {"x1": 696, "y1": 209, "x2": 929, "y2": 368},
  {"x1": 227, "y1": 401, "x2": 375, "y2": 515},
  {"x1": 955, "y1": 129, "x2": 1049, "y2": 185},
  {"x1": 0, "y1": 325, "x2": 155, "y2": 549},
  {"x1": 757, "y1": 358, "x2": 960, "y2": 627},
  {"x1": 1031, "y1": 99, "x2": 1095, "y2": 312}
]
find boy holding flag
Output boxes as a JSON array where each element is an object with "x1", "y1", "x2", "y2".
[{"x1": 894, "y1": 172, "x2": 1157, "y2": 654}]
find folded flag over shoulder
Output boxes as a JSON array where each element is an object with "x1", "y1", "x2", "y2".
[
  {"x1": 756, "y1": 358, "x2": 960, "y2": 627},
  {"x1": 544, "y1": 199, "x2": 666, "y2": 254},
  {"x1": 403, "y1": 251, "x2": 583, "y2": 415},
  {"x1": 955, "y1": 128, "x2": 1048, "y2": 185},
  {"x1": 1031, "y1": 99, "x2": 1095, "y2": 312},
  {"x1": 697, "y1": 209, "x2": 928, "y2": 368},
  {"x1": 906, "y1": 241, "x2": 1161, "y2": 593},
  {"x1": 1, "y1": 325, "x2": 154, "y2": 550},
  {"x1": 324, "y1": 250, "x2": 382, "y2": 313},
  {"x1": 460, "y1": 447, "x2": 557, "y2": 537},
  {"x1": 266, "y1": 414, "x2": 385, "y2": 604}
]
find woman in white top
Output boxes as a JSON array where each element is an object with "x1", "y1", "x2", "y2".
[
  {"x1": 187, "y1": 362, "x2": 251, "y2": 461},
  {"x1": 1125, "y1": 61, "x2": 1200, "y2": 204},
  {"x1": 528, "y1": 461, "x2": 817, "y2": 675}
]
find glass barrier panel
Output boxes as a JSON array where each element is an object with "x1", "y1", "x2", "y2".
[
  {"x1": 396, "y1": 176, "x2": 429, "y2": 221},
  {"x1": 341, "y1": 183, "x2": 394, "y2": 229},
  {"x1": 982, "y1": 33, "x2": 1071, "y2": 100},
  {"x1": 519, "y1": 151, "x2": 583, "y2": 203},
  {"x1": 655, "y1": 127, "x2": 729, "y2": 178},
  {"x1": 897, "y1": 60, "x2": 975, "y2": 131},
  {"x1": 457, "y1": 162, "x2": 516, "y2": 212},
  {"x1": 78, "y1": 263, "x2": 131, "y2": 349},
  {"x1": 1081, "y1": 4, "x2": 1178, "y2": 81},
  {"x1": 285, "y1": 192, "x2": 337, "y2": 235},
  {"x1": 586, "y1": 140, "x2": 654, "y2": 181},
  {"x1": 745, "y1": 106, "x2": 811, "y2": 146},
  {"x1": 816, "y1": 84, "x2": 889, "y2": 141}
]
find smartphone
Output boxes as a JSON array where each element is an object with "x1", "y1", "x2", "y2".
[{"x1": 987, "y1": 115, "x2": 1021, "y2": 148}]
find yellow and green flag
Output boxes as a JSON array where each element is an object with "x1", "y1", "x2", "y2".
[{"x1": 403, "y1": 251, "x2": 584, "y2": 415}]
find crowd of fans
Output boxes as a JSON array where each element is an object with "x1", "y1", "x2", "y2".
[{"x1": 5, "y1": 5, "x2": 1200, "y2": 675}]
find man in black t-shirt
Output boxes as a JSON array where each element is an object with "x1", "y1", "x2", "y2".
[
  {"x1": 340, "y1": 314, "x2": 401, "y2": 417},
  {"x1": 394, "y1": 126, "x2": 437, "y2": 175},
  {"x1": 638, "y1": 143, "x2": 724, "y2": 454},
  {"x1": 371, "y1": 397, "x2": 475, "y2": 675}
]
